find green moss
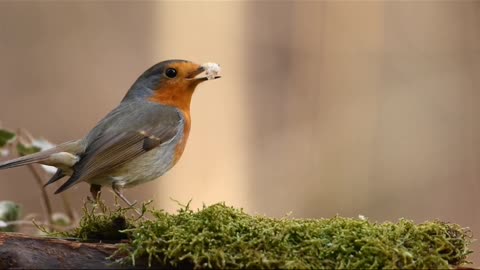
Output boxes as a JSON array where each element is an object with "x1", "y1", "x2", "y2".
[
  {"x1": 63, "y1": 202, "x2": 473, "y2": 269},
  {"x1": 60, "y1": 201, "x2": 135, "y2": 241}
]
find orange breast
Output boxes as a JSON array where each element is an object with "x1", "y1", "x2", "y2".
[
  {"x1": 173, "y1": 110, "x2": 191, "y2": 164},
  {"x1": 149, "y1": 84, "x2": 194, "y2": 165}
]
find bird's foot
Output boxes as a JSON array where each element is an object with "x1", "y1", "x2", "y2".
[
  {"x1": 89, "y1": 184, "x2": 102, "y2": 202},
  {"x1": 111, "y1": 184, "x2": 142, "y2": 216}
]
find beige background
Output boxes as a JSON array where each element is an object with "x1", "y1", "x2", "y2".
[{"x1": 0, "y1": 1, "x2": 479, "y2": 265}]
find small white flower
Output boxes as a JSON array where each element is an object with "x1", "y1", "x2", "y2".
[
  {"x1": 358, "y1": 215, "x2": 367, "y2": 221},
  {"x1": 32, "y1": 138, "x2": 57, "y2": 175},
  {"x1": 41, "y1": 165, "x2": 58, "y2": 175},
  {"x1": 52, "y1": 212, "x2": 71, "y2": 226},
  {"x1": 0, "y1": 148, "x2": 9, "y2": 157},
  {"x1": 32, "y1": 138, "x2": 55, "y2": 151}
]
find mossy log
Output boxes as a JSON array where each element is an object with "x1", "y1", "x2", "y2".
[
  {"x1": 0, "y1": 202, "x2": 475, "y2": 269},
  {"x1": 0, "y1": 232, "x2": 475, "y2": 270},
  {"x1": 0, "y1": 233, "x2": 129, "y2": 269}
]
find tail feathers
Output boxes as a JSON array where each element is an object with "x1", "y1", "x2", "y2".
[
  {"x1": 0, "y1": 140, "x2": 83, "y2": 170},
  {"x1": 44, "y1": 169, "x2": 66, "y2": 187},
  {"x1": 0, "y1": 152, "x2": 51, "y2": 170},
  {"x1": 54, "y1": 173, "x2": 80, "y2": 194}
]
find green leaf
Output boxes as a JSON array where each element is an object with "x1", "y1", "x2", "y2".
[
  {"x1": 17, "y1": 143, "x2": 41, "y2": 156},
  {"x1": 0, "y1": 129, "x2": 16, "y2": 148},
  {"x1": 0, "y1": 200, "x2": 21, "y2": 232}
]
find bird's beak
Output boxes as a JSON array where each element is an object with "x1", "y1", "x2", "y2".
[{"x1": 187, "y1": 65, "x2": 221, "y2": 82}]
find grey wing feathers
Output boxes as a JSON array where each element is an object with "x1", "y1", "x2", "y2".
[{"x1": 54, "y1": 102, "x2": 182, "y2": 194}]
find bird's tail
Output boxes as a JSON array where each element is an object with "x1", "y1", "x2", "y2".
[{"x1": 0, "y1": 140, "x2": 82, "y2": 170}]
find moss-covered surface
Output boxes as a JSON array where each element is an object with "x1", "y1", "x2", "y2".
[
  {"x1": 59, "y1": 202, "x2": 473, "y2": 269},
  {"x1": 62, "y1": 201, "x2": 134, "y2": 241}
]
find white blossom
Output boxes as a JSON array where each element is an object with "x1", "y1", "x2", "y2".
[{"x1": 32, "y1": 138, "x2": 57, "y2": 175}]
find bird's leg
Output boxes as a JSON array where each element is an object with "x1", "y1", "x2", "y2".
[
  {"x1": 111, "y1": 183, "x2": 141, "y2": 215},
  {"x1": 88, "y1": 184, "x2": 102, "y2": 202}
]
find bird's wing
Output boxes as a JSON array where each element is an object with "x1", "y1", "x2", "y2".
[{"x1": 54, "y1": 101, "x2": 183, "y2": 194}]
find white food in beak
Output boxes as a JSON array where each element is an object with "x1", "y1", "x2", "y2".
[{"x1": 201, "y1": 62, "x2": 221, "y2": 80}]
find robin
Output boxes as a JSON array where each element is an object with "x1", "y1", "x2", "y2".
[{"x1": 0, "y1": 59, "x2": 221, "y2": 210}]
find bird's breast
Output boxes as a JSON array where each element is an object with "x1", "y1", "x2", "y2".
[
  {"x1": 148, "y1": 86, "x2": 193, "y2": 165},
  {"x1": 173, "y1": 109, "x2": 191, "y2": 165}
]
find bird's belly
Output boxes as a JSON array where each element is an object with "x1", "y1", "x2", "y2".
[{"x1": 86, "y1": 140, "x2": 178, "y2": 188}]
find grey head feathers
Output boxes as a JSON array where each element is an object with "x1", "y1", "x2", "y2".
[{"x1": 122, "y1": 59, "x2": 190, "y2": 102}]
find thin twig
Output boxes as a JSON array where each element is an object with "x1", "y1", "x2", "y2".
[
  {"x1": 19, "y1": 128, "x2": 77, "y2": 223},
  {"x1": 16, "y1": 129, "x2": 53, "y2": 226},
  {"x1": 26, "y1": 164, "x2": 53, "y2": 225}
]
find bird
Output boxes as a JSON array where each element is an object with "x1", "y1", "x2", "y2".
[{"x1": 0, "y1": 59, "x2": 221, "y2": 210}]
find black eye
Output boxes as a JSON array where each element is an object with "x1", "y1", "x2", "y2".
[{"x1": 165, "y1": 68, "x2": 177, "y2": 78}]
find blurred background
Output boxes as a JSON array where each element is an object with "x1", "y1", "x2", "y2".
[{"x1": 0, "y1": 0, "x2": 479, "y2": 264}]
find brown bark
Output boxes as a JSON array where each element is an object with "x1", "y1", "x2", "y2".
[{"x1": 0, "y1": 233, "x2": 135, "y2": 269}]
